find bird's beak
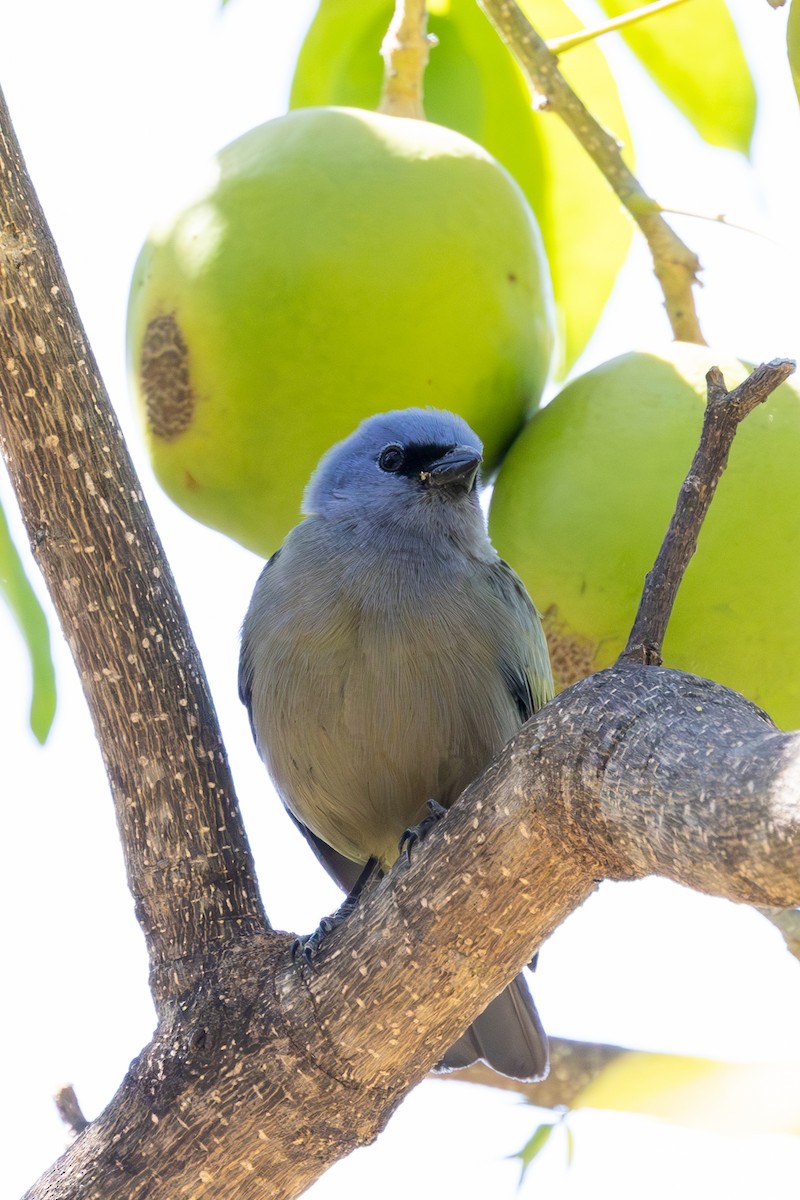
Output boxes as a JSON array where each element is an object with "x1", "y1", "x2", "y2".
[{"x1": 422, "y1": 445, "x2": 483, "y2": 491}]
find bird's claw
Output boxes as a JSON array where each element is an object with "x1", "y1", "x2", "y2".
[
  {"x1": 399, "y1": 798, "x2": 448, "y2": 863},
  {"x1": 290, "y1": 871, "x2": 377, "y2": 966},
  {"x1": 292, "y1": 913, "x2": 339, "y2": 963}
]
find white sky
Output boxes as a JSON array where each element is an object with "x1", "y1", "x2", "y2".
[{"x1": 0, "y1": 1, "x2": 799, "y2": 1198}]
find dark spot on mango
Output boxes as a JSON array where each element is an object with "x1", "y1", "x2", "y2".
[{"x1": 140, "y1": 312, "x2": 195, "y2": 440}]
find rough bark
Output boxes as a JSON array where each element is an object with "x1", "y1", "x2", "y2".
[{"x1": 0, "y1": 75, "x2": 797, "y2": 1200}]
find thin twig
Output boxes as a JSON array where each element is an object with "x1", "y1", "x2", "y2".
[
  {"x1": 54, "y1": 1086, "x2": 89, "y2": 1138},
  {"x1": 548, "y1": 0, "x2": 691, "y2": 56},
  {"x1": 620, "y1": 359, "x2": 796, "y2": 665},
  {"x1": 379, "y1": 0, "x2": 430, "y2": 119},
  {"x1": 656, "y1": 206, "x2": 771, "y2": 241},
  {"x1": 478, "y1": 0, "x2": 705, "y2": 344}
]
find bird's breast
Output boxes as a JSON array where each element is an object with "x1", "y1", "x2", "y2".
[{"x1": 252, "y1": 579, "x2": 517, "y2": 868}]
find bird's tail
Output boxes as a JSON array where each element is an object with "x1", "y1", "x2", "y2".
[{"x1": 438, "y1": 973, "x2": 548, "y2": 1082}]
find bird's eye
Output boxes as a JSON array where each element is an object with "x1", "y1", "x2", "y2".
[{"x1": 378, "y1": 445, "x2": 405, "y2": 473}]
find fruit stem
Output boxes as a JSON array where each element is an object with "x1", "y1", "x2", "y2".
[
  {"x1": 379, "y1": 0, "x2": 430, "y2": 120},
  {"x1": 547, "y1": 0, "x2": 692, "y2": 57},
  {"x1": 478, "y1": 0, "x2": 706, "y2": 346},
  {"x1": 620, "y1": 358, "x2": 797, "y2": 667}
]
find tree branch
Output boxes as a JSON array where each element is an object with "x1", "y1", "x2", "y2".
[
  {"x1": 621, "y1": 358, "x2": 796, "y2": 666},
  {"x1": 0, "y1": 83, "x2": 267, "y2": 1015},
  {"x1": 3, "y1": 67, "x2": 798, "y2": 1200},
  {"x1": 478, "y1": 0, "x2": 705, "y2": 343},
  {"x1": 23, "y1": 666, "x2": 800, "y2": 1198}
]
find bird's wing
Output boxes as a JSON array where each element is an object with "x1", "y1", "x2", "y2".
[
  {"x1": 487, "y1": 557, "x2": 555, "y2": 721},
  {"x1": 238, "y1": 547, "x2": 282, "y2": 726}
]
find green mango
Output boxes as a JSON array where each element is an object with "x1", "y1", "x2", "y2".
[
  {"x1": 292, "y1": 0, "x2": 633, "y2": 376},
  {"x1": 489, "y1": 342, "x2": 800, "y2": 728},
  {"x1": 128, "y1": 106, "x2": 554, "y2": 555}
]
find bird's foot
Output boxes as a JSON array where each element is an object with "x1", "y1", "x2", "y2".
[
  {"x1": 399, "y1": 798, "x2": 448, "y2": 862},
  {"x1": 292, "y1": 857, "x2": 380, "y2": 963},
  {"x1": 292, "y1": 908, "x2": 348, "y2": 963}
]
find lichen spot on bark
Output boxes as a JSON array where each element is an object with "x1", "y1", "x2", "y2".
[{"x1": 140, "y1": 312, "x2": 195, "y2": 440}]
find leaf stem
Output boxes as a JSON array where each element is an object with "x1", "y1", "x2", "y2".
[
  {"x1": 479, "y1": 0, "x2": 706, "y2": 344},
  {"x1": 548, "y1": 0, "x2": 692, "y2": 56},
  {"x1": 379, "y1": 0, "x2": 430, "y2": 119}
]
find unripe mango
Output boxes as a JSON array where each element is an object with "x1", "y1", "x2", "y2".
[
  {"x1": 489, "y1": 342, "x2": 800, "y2": 728},
  {"x1": 127, "y1": 106, "x2": 554, "y2": 555}
]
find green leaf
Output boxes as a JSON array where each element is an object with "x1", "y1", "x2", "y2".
[
  {"x1": 514, "y1": 1121, "x2": 555, "y2": 1183},
  {"x1": 291, "y1": 0, "x2": 633, "y2": 377},
  {"x1": 577, "y1": 1050, "x2": 800, "y2": 1134},
  {"x1": 789, "y1": 0, "x2": 800, "y2": 104},
  {"x1": 291, "y1": 0, "x2": 388, "y2": 111},
  {"x1": 0, "y1": 499, "x2": 56, "y2": 742},
  {"x1": 593, "y1": 0, "x2": 756, "y2": 154}
]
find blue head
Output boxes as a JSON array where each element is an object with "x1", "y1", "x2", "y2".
[{"x1": 304, "y1": 409, "x2": 484, "y2": 532}]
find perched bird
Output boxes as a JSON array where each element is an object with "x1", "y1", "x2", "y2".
[{"x1": 239, "y1": 408, "x2": 554, "y2": 1080}]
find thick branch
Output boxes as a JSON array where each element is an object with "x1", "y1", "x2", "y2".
[
  {"x1": 0, "y1": 84, "x2": 267, "y2": 1013},
  {"x1": 478, "y1": 0, "x2": 704, "y2": 343},
  {"x1": 25, "y1": 665, "x2": 800, "y2": 1199},
  {"x1": 621, "y1": 359, "x2": 796, "y2": 665}
]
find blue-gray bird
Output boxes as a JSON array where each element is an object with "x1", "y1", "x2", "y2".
[{"x1": 239, "y1": 408, "x2": 554, "y2": 1080}]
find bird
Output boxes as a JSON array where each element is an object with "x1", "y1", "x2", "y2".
[{"x1": 239, "y1": 407, "x2": 554, "y2": 1081}]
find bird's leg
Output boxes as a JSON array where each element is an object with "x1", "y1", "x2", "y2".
[
  {"x1": 293, "y1": 856, "x2": 381, "y2": 962},
  {"x1": 398, "y1": 798, "x2": 449, "y2": 862}
]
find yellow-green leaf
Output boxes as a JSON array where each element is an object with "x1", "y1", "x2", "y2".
[
  {"x1": 291, "y1": 0, "x2": 388, "y2": 112},
  {"x1": 593, "y1": 0, "x2": 756, "y2": 153},
  {"x1": 520, "y1": 0, "x2": 634, "y2": 375},
  {"x1": 0, "y1": 500, "x2": 56, "y2": 742},
  {"x1": 577, "y1": 1050, "x2": 800, "y2": 1134},
  {"x1": 292, "y1": 0, "x2": 633, "y2": 377},
  {"x1": 292, "y1": 1, "x2": 550, "y2": 234},
  {"x1": 515, "y1": 1121, "x2": 556, "y2": 1182},
  {"x1": 789, "y1": 0, "x2": 800, "y2": 104}
]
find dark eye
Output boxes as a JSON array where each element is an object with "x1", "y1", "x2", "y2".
[{"x1": 378, "y1": 444, "x2": 405, "y2": 473}]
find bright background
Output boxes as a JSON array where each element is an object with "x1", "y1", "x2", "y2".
[{"x1": 1, "y1": 1, "x2": 799, "y2": 1197}]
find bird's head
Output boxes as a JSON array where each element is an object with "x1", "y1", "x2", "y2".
[{"x1": 303, "y1": 409, "x2": 484, "y2": 531}]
